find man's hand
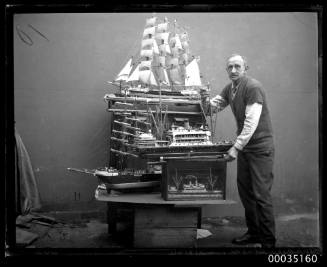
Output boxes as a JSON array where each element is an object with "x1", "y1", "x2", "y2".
[
  {"x1": 210, "y1": 95, "x2": 228, "y2": 113},
  {"x1": 224, "y1": 146, "x2": 239, "y2": 162}
]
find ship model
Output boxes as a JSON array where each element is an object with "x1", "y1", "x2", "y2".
[
  {"x1": 164, "y1": 165, "x2": 225, "y2": 200},
  {"x1": 105, "y1": 15, "x2": 233, "y2": 162},
  {"x1": 70, "y1": 15, "x2": 233, "y2": 196},
  {"x1": 67, "y1": 167, "x2": 161, "y2": 193}
]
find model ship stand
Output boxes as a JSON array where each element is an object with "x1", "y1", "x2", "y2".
[{"x1": 104, "y1": 15, "x2": 233, "y2": 199}]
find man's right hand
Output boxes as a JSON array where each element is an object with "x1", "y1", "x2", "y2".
[{"x1": 224, "y1": 146, "x2": 238, "y2": 162}]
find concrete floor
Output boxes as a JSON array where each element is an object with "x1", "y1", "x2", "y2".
[{"x1": 17, "y1": 211, "x2": 320, "y2": 250}]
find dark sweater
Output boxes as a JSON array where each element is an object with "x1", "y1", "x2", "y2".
[{"x1": 220, "y1": 75, "x2": 274, "y2": 152}]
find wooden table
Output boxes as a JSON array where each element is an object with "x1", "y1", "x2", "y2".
[{"x1": 95, "y1": 190, "x2": 235, "y2": 248}]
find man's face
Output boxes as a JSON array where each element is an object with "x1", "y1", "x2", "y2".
[{"x1": 226, "y1": 55, "x2": 246, "y2": 82}]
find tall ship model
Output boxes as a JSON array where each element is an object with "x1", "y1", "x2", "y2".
[
  {"x1": 106, "y1": 16, "x2": 205, "y2": 96},
  {"x1": 104, "y1": 15, "x2": 233, "y2": 161}
]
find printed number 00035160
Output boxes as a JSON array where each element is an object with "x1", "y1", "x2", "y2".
[{"x1": 268, "y1": 254, "x2": 318, "y2": 263}]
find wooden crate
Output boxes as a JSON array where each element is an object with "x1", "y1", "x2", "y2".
[
  {"x1": 161, "y1": 159, "x2": 227, "y2": 201},
  {"x1": 133, "y1": 206, "x2": 198, "y2": 248}
]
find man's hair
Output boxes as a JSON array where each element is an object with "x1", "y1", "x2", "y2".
[{"x1": 226, "y1": 54, "x2": 249, "y2": 70}]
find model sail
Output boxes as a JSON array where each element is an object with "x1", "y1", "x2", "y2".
[
  {"x1": 139, "y1": 18, "x2": 158, "y2": 87},
  {"x1": 115, "y1": 58, "x2": 133, "y2": 82},
  {"x1": 126, "y1": 63, "x2": 140, "y2": 82},
  {"x1": 185, "y1": 59, "x2": 202, "y2": 86},
  {"x1": 139, "y1": 69, "x2": 158, "y2": 86}
]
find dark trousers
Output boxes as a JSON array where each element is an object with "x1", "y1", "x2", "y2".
[{"x1": 237, "y1": 149, "x2": 276, "y2": 243}]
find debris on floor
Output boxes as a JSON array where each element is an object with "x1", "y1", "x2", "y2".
[
  {"x1": 15, "y1": 212, "x2": 62, "y2": 247},
  {"x1": 196, "y1": 229, "x2": 212, "y2": 239},
  {"x1": 13, "y1": 212, "x2": 319, "y2": 249},
  {"x1": 16, "y1": 228, "x2": 39, "y2": 247}
]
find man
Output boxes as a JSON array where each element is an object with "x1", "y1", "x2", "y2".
[{"x1": 210, "y1": 54, "x2": 276, "y2": 248}]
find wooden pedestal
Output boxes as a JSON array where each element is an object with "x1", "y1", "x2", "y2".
[
  {"x1": 134, "y1": 206, "x2": 199, "y2": 248},
  {"x1": 97, "y1": 192, "x2": 235, "y2": 248}
]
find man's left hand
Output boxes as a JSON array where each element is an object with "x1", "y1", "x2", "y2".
[{"x1": 224, "y1": 146, "x2": 239, "y2": 162}]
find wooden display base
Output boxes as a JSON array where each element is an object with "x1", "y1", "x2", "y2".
[
  {"x1": 96, "y1": 192, "x2": 235, "y2": 248},
  {"x1": 134, "y1": 206, "x2": 199, "y2": 248}
]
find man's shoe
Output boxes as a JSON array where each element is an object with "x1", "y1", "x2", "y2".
[{"x1": 232, "y1": 233, "x2": 260, "y2": 245}]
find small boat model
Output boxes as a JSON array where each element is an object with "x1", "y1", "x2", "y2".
[{"x1": 67, "y1": 167, "x2": 160, "y2": 185}]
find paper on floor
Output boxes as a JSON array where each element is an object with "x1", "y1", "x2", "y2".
[{"x1": 197, "y1": 229, "x2": 212, "y2": 239}]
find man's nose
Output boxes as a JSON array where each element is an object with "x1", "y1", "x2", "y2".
[{"x1": 231, "y1": 66, "x2": 237, "y2": 73}]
